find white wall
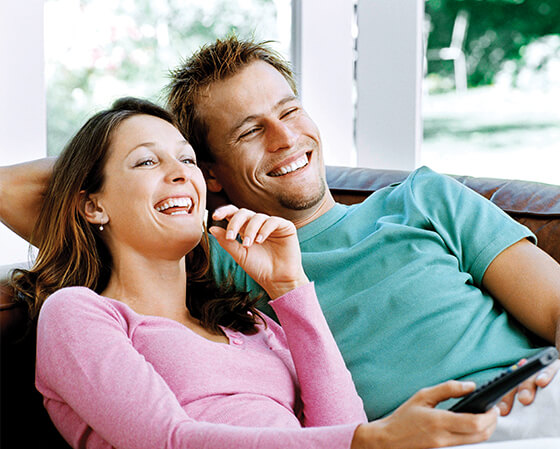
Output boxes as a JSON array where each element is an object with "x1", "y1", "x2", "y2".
[
  {"x1": 294, "y1": 0, "x2": 424, "y2": 171},
  {"x1": 292, "y1": 0, "x2": 356, "y2": 167},
  {"x1": 0, "y1": 0, "x2": 46, "y2": 265},
  {"x1": 355, "y1": 0, "x2": 423, "y2": 170}
]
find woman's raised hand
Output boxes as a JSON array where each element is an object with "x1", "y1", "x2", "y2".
[{"x1": 209, "y1": 205, "x2": 309, "y2": 299}]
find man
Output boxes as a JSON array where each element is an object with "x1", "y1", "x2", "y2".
[
  {"x1": 2, "y1": 36, "x2": 559, "y2": 445},
  {"x1": 165, "y1": 36, "x2": 560, "y2": 440}
]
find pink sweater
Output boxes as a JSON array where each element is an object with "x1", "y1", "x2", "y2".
[{"x1": 36, "y1": 282, "x2": 366, "y2": 449}]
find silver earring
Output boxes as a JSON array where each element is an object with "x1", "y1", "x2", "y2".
[{"x1": 99, "y1": 224, "x2": 104, "y2": 231}]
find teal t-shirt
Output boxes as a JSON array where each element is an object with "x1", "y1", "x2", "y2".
[{"x1": 210, "y1": 166, "x2": 542, "y2": 420}]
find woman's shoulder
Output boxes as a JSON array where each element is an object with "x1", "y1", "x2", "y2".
[
  {"x1": 41, "y1": 286, "x2": 124, "y2": 322},
  {"x1": 44, "y1": 286, "x2": 101, "y2": 306}
]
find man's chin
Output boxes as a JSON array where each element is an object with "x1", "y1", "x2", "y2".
[{"x1": 276, "y1": 180, "x2": 326, "y2": 211}]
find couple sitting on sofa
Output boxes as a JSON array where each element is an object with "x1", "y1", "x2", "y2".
[{"x1": 2, "y1": 36, "x2": 560, "y2": 448}]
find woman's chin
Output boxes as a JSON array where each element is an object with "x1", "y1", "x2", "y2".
[{"x1": 177, "y1": 231, "x2": 204, "y2": 255}]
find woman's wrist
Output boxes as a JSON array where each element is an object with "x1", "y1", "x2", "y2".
[
  {"x1": 264, "y1": 275, "x2": 310, "y2": 299},
  {"x1": 351, "y1": 421, "x2": 388, "y2": 449}
]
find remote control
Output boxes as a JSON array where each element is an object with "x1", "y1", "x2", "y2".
[{"x1": 449, "y1": 346, "x2": 559, "y2": 414}]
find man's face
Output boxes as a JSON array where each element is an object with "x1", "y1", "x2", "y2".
[{"x1": 197, "y1": 60, "x2": 334, "y2": 226}]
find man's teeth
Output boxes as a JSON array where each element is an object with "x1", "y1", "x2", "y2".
[
  {"x1": 155, "y1": 197, "x2": 193, "y2": 213},
  {"x1": 269, "y1": 154, "x2": 309, "y2": 177}
]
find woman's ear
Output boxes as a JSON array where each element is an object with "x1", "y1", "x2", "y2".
[
  {"x1": 80, "y1": 191, "x2": 108, "y2": 225},
  {"x1": 201, "y1": 163, "x2": 223, "y2": 193}
]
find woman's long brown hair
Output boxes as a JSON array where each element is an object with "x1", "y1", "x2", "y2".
[{"x1": 11, "y1": 97, "x2": 262, "y2": 333}]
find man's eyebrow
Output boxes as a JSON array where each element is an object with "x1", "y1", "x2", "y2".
[{"x1": 230, "y1": 95, "x2": 299, "y2": 136}]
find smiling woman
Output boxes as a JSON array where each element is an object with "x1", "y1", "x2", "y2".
[
  {"x1": 10, "y1": 98, "x2": 259, "y2": 333},
  {"x1": 7, "y1": 96, "x2": 371, "y2": 448}
]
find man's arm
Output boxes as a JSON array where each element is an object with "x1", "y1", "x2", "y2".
[
  {"x1": 0, "y1": 157, "x2": 55, "y2": 242},
  {"x1": 482, "y1": 237, "x2": 560, "y2": 413}
]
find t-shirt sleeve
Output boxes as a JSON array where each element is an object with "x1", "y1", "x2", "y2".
[
  {"x1": 36, "y1": 287, "x2": 358, "y2": 449},
  {"x1": 406, "y1": 166, "x2": 535, "y2": 286},
  {"x1": 269, "y1": 283, "x2": 367, "y2": 427}
]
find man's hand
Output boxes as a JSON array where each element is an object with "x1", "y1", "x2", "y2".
[
  {"x1": 209, "y1": 205, "x2": 309, "y2": 299},
  {"x1": 0, "y1": 157, "x2": 55, "y2": 242},
  {"x1": 497, "y1": 359, "x2": 560, "y2": 415},
  {"x1": 351, "y1": 381, "x2": 498, "y2": 449}
]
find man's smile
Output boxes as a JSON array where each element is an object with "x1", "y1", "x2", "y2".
[{"x1": 267, "y1": 152, "x2": 311, "y2": 177}]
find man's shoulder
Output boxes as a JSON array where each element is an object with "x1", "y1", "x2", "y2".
[
  {"x1": 401, "y1": 165, "x2": 470, "y2": 204},
  {"x1": 407, "y1": 165, "x2": 453, "y2": 190}
]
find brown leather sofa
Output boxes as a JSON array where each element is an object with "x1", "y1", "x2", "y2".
[{"x1": 1, "y1": 165, "x2": 560, "y2": 448}]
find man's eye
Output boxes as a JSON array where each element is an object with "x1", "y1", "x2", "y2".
[
  {"x1": 240, "y1": 128, "x2": 260, "y2": 139},
  {"x1": 281, "y1": 108, "x2": 298, "y2": 119}
]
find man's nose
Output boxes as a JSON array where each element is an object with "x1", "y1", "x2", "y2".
[{"x1": 266, "y1": 119, "x2": 297, "y2": 152}]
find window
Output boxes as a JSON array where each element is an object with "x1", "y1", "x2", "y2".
[
  {"x1": 423, "y1": 0, "x2": 560, "y2": 185},
  {"x1": 45, "y1": 0, "x2": 292, "y2": 156}
]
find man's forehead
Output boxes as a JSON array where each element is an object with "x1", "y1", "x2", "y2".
[
  {"x1": 199, "y1": 63, "x2": 297, "y2": 128},
  {"x1": 205, "y1": 62, "x2": 292, "y2": 104}
]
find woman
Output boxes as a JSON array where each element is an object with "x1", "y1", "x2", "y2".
[{"x1": 11, "y1": 97, "x2": 497, "y2": 449}]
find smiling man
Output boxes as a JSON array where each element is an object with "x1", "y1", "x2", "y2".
[
  {"x1": 200, "y1": 61, "x2": 329, "y2": 224},
  {"x1": 166, "y1": 36, "x2": 560, "y2": 442}
]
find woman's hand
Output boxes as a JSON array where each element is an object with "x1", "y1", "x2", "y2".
[
  {"x1": 209, "y1": 205, "x2": 309, "y2": 299},
  {"x1": 351, "y1": 381, "x2": 498, "y2": 449}
]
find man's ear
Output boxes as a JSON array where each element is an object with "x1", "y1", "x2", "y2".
[
  {"x1": 201, "y1": 163, "x2": 223, "y2": 193},
  {"x1": 80, "y1": 191, "x2": 108, "y2": 225}
]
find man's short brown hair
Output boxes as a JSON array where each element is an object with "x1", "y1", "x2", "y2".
[{"x1": 166, "y1": 35, "x2": 297, "y2": 162}]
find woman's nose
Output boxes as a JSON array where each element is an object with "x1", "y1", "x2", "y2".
[{"x1": 167, "y1": 160, "x2": 191, "y2": 183}]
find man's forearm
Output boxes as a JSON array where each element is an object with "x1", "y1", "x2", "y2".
[{"x1": 0, "y1": 157, "x2": 56, "y2": 242}]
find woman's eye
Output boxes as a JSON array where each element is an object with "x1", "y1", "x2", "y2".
[
  {"x1": 181, "y1": 157, "x2": 197, "y2": 165},
  {"x1": 136, "y1": 159, "x2": 156, "y2": 167}
]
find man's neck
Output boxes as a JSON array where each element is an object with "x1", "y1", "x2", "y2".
[{"x1": 291, "y1": 191, "x2": 337, "y2": 229}]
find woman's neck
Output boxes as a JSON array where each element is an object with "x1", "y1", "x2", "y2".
[{"x1": 102, "y1": 250, "x2": 188, "y2": 321}]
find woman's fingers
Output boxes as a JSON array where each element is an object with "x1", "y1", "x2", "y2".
[
  {"x1": 252, "y1": 216, "x2": 293, "y2": 243},
  {"x1": 212, "y1": 205, "x2": 294, "y2": 246},
  {"x1": 211, "y1": 204, "x2": 239, "y2": 221},
  {"x1": 444, "y1": 407, "x2": 499, "y2": 436},
  {"x1": 240, "y1": 213, "x2": 272, "y2": 246},
  {"x1": 412, "y1": 380, "x2": 477, "y2": 408}
]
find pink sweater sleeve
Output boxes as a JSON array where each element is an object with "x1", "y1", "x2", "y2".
[
  {"x1": 270, "y1": 282, "x2": 367, "y2": 427},
  {"x1": 36, "y1": 287, "x2": 361, "y2": 449}
]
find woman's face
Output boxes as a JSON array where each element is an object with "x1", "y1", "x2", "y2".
[{"x1": 89, "y1": 114, "x2": 207, "y2": 260}]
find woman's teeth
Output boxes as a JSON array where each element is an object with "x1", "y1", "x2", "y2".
[{"x1": 155, "y1": 197, "x2": 193, "y2": 214}]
